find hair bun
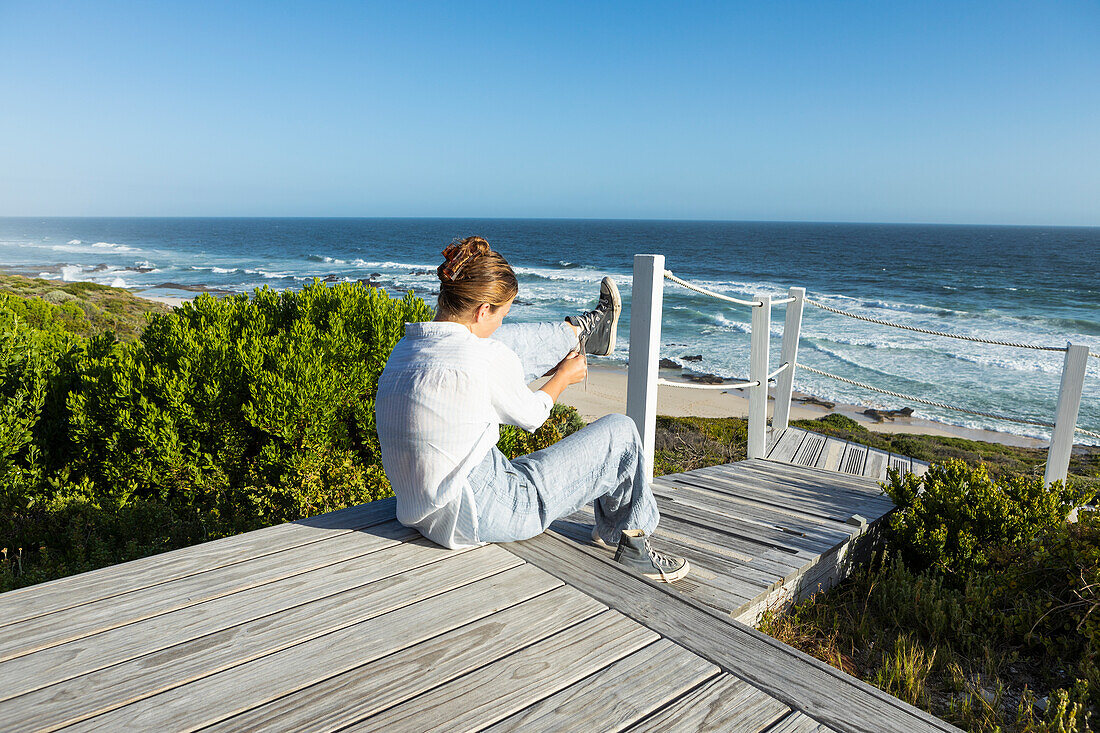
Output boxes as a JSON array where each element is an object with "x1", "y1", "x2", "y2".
[{"x1": 439, "y1": 236, "x2": 491, "y2": 282}]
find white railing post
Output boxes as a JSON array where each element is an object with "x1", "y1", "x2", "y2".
[
  {"x1": 747, "y1": 293, "x2": 771, "y2": 459},
  {"x1": 626, "y1": 254, "x2": 665, "y2": 481},
  {"x1": 772, "y1": 286, "x2": 805, "y2": 435},
  {"x1": 1045, "y1": 343, "x2": 1089, "y2": 487}
]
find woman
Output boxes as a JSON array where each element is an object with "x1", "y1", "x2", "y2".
[{"x1": 375, "y1": 236, "x2": 689, "y2": 582}]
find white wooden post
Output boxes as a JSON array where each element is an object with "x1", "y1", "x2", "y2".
[
  {"x1": 772, "y1": 286, "x2": 805, "y2": 435},
  {"x1": 1044, "y1": 343, "x2": 1089, "y2": 487},
  {"x1": 747, "y1": 294, "x2": 771, "y2": 459},
  {"x1": 626, "y1": 254, "x2": 665, "y2": 481}
]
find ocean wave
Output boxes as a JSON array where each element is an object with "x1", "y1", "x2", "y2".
[
  {"x1": 307, "y1": 254, "x2": 347, "y2": 265},
  {"x1": 513, "y1": 265, "x2": 608, "y2": 284},
  {"x1": 67, "y1": 239, "x2": 81, "y2": 245},
  {"x1": 211, "y1": 267, "x2": 238, "y2": 274}
]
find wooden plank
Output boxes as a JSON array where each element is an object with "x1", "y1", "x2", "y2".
[
  {"x1": 912, "y1": 459, "x2": 931, "y2": 477},
  {"x1": 626, "y1": 674, "x2": 789, "y2": 732},
  {"x1": 0, "y1": 519, "x2": 417, "y2": 664},
  {"x1": 663, "y1": 473, "x2": 864, "y2": 524},
  {"x1": 671, "y1": 468, "x2": 884, "y2": 518},
  {"x1": 0, "y1": 537, "x2": 480, "y2": 702},
  {"x1": 792, "y1": 432, "x2": 827, "y2": 467},
  {"x1": 814, "y1": 437, "x2": 848, "y2": 472},
  {"x1": 506, "y1": 531, "x2": 961, "y2": 733},
  {"x1": 706, "y1": 460, "x2": 890, "y2": 503},
  {"x1": 887, "y1": 453, "x2": 913, "y2": 477},
  {"x1": 839, "y1": 443, "x2": 869, "y2": 476},
  {"x1": 768, "y1": 428, "x2": 806, "y2": 463},
  {"x1": 654, "y1": 493, "x2": 838, "y2": 557},
  {"x1": 769, "y1": 711, "x2": 841, "y2": 732},
  {"x1": 482, "y1": 640, "x2": 720, "y2": 733},
  {"x1": 0, "y1": 497, "x2": 398, "y2": 629},
  {"x1": 6, "y1": 554, "x2": 547, "y2": 733},
  {"x1": 674, "y1": 467, "x2": 891, "y2": 522},
  {"x1": 739, "y1": 459, "x2": 888, "y2": 496},
  {"x1": 863, "y1": 448, "x2": 889, "y2": 480},
  {"x1": 651, "y1": 478, "x2": 858, "y2": 547},
  {"x1": 187, "y1": 589, "x2": 612, "y2": 733},
  {"x1": 349, "y1": 612, "x2": 662, "y2": 733}
]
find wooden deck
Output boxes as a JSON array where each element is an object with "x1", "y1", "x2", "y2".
[
  {"x1": 552, "y1": 456, "x2": 897, "y2": 625},
  {"x1": 768, "y1": 427, "x2": 930, "y2": 481},
  {"x1": 0, "y1": 453, "x2": 956, "y2": 732}
]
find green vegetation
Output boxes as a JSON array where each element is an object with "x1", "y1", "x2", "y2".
[
  {"x1": 0, "y1": 278, "x2": 582, "y2": 592},
  {"x1": 651, "y1": 414, "x2": 1099, "y2": 732},
  {"x1": 0, "y1": 272, "x2": 172, "y2": 341}
]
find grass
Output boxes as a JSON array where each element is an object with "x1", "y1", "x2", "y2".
[{"x1": 0, "y1": 272, "x2": 171, "y2": 341}]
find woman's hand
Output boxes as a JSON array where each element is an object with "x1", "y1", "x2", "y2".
[
  {"x1": 538, "y1": 350, "x2": 587, "y2": 402},
  {"x1": 555, "y1": 350, "x2": 588, "y2": 385}
]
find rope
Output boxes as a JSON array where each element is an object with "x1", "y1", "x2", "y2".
[
  {"x1": 805, "y1": 298, "x2": 1069, "y2": 352},
  {"x1": 656, "y1": 378, "x2": 758, "y2": 391},
  {"x1": 797, "y1": 364, "x2": 1057, "y2": 429},
  {"x1": 798, "y1": 365, "x2": 1100, "y2": 440},
  {"x1": 663, "y1": 271, "x2": 762, "y2": 307}
]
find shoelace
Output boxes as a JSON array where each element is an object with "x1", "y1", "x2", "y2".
[{"x1": 645, "y1": 541, "x2": 682, "y2": 581}]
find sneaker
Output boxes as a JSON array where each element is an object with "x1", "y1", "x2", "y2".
[
  {"x1": 566, "y1": 277, "x2": 621, "y2": 357},
  {"x1": 613, "y1": 529, "x2": 690, "y2": 583}
]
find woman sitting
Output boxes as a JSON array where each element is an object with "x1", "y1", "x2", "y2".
[{"x1": 375, "y1": 236, "x2": 689, "y2": 582}]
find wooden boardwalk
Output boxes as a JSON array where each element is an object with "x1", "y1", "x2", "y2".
[
  {"x1": 768, "y1": 427, "x2": 930, "y2": 481},
  {"x1": 552, "y1": 456, "x2": 897, "y2": 624},
  {"x1": 0, "y1": 450, "x2": 957, "y2": 732}
]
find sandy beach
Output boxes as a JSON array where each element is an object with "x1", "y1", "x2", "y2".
[{"x1": 536, "y1": 362, "x2": 1047, "y2": 449}]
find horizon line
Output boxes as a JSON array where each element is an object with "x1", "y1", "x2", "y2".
[{"x1": 1, "y1": 215, "x2": 1098, "y2": 229}]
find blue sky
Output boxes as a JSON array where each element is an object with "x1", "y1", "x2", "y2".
[{"x1": 1, "y1": 1, "x2": 1097, "y2": 224}]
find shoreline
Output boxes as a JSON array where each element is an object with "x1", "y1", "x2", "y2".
[
  {"x1": 126, "y1": 290, "x2": 1046, "y2": 451},
  {"x1": 536, "y1": 362, "x2": 1048, "y2": 449}
]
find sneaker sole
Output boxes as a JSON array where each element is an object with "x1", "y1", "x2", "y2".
[
  {"x1": 642, "y1": 559, "x2": 691, "y2": 583},
  {"x1": 597, "y1": 277, "x2": 622, "y2": 357}
]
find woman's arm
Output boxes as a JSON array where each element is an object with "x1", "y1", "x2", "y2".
[{"x1": 539, "y1": 351, "x2": 587, "y2": 403}]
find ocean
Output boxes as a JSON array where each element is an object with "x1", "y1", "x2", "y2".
[{"x1": 1, "y1": 217, "x2": 1097, "y2": 443}]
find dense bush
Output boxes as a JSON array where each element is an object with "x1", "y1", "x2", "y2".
[
  {"x1": 1, "y1": 280, "x2": 584, "y2": 591},
  {"x1": 883, "y1": 458, "x2": 1094, "y2": 575}
]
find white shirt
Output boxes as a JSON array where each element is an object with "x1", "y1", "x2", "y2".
[{"x1": 375, "y1": 321, "x2": 553, "y2": 549}]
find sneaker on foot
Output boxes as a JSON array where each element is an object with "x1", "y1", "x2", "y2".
[
  {"x1": 566, "y1": 277, "x2": 621, "y2": 357},
  {"x1": 613, "y1": 529, "x2": 690, "y2": 583}
]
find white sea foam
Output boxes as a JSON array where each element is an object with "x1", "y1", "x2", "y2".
[
  {"x1": 60, "y1": 265, "x2": 85, "y2": 282},
  {"x1": 67, "y1": 239, "x2": 81, "y2": 245},
  {"x1": 110, "y1": 277, "x2": 127, "y2": 288},
  {"x1": 211, "y1": 267, "x2": 237, "y2": 274}
]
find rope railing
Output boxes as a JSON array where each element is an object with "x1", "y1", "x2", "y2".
[
  {"x1": 663, "y1": 271, "x2": 762, "y2": 307},
  {"x1": 804, "y1": 297, "x2": 1090, "y2": 354},
  {"x1": 798, "y1": 363, "x2": 1100, "y2": 440},
  {"x1": 656, "y1": 378, "x2": 758, "y2": 390}
]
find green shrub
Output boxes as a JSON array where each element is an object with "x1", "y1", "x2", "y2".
[
  {"x1": 1, "y1": 278, "x2": 589, "y2": 590},
  {"x1": 883, "y1": 458, "x2": 1093, "y2": 576}
]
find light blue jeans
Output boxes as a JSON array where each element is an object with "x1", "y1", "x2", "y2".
[{"x1": 464, "y1": 322, "x2": 660, "y2": 545}]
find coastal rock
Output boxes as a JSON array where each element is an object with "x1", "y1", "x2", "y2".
[
  {"x1": 795, "y1": 395, "x2": 837, "y2": 409},
  {"x1": 684, "y1": 372, "x2": 724, "y2": 385},
  {"x1": 862, "y1": 407, "x2": 915, "y2": 422},
  {"x1": 659, "y1": 358, "x2": 682, "y2": 370},
  {"x1": 682, "y1": 354, "x2": 703, "y2": 362}
]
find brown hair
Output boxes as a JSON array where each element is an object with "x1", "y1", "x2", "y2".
[{"x1": 436, "y1": 236, "x2": 519, "y2": 318}]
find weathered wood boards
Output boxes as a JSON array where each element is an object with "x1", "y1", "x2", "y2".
[
  {"x1": 0, "y1": 449, "x2": 949, "y2": 733},
  {"x1": 766, "y1": 427, "x2": 929, "y2": 480},
  {"x1": 507, "y1": 531, "x2": 960, "y2": 733}
]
